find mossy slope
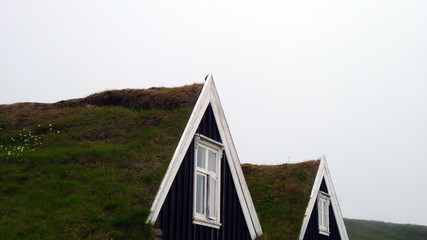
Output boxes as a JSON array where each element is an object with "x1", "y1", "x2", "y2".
[
  {"x1": 242, "y1": 161, "x2": 320, "y2": 240},
  {"x1": 0, "y1": 84, "x2": 202, "y2": 240}
]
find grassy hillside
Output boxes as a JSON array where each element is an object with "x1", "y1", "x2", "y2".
[
  {"x1": 243, "y1": 161, "x2": 320, "y2": 240},
  {"x1": 0, "y1": 85, "x2": 201, "y2": 239},
  {"x1": 345, "y1": 218, "x2": 427, "y2": 240}
]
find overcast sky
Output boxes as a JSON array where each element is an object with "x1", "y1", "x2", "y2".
[{"x1": 1, "y1": 0, "x2": 427, "y2": 226}]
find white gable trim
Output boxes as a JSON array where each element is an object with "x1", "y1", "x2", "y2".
[
  {"x1": 299, "y1": 155, "x2": 349, "y2": 240},
  {"x1": 147, "y1": 74, "x2": 263, "y2": 239},
  {"x1": 209, "y1": 79, "x2": 263, "y2": 238}
]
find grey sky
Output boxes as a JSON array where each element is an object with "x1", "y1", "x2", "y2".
[{"x1": 1, "y1": 0, "x2": 426, "y2": 226}]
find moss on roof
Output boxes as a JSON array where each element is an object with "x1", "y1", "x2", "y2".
[
  {"x1": 242, "y1": 160, "x2": 320, "y2": 240},
  {"x1": 1, "y1": 83, "x2": 321, "y2": 240},
  {"x1": 0, "y1": 84, "x2": 202, "y2": 239}
]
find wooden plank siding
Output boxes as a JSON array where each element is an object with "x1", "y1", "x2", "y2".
[
  {"x1": 303, "y1": 178, "x2": 342, "y2": 240},
  {"x1": 157, "y1": 104, "x2": 252, "y2": 240}
]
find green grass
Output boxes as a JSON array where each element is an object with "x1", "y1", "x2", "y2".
[
  {"x1": 242, "y1": 161, "x2": 320, "y2": 240},
  {"x1": 0, "y1": 101, "x2": 195, "y2": 239},
  {"x1": 345, "y1": 218, "x2": 427, "y2": 240}
]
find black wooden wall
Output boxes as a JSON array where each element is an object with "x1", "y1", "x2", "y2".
[
  {"x1": 157, "y1": 105, "x2": 252, "y2": 240},
  {"x1": 303, "y1": 178, "x2": 342, "y2": 240}
]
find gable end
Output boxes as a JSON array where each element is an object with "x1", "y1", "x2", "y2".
[
  {"x1": 299, "y1": 156, "x2": 349, "y2": 240},
  {"x1": 147, "y1": 75, "x2": 262, "y2": 239}
]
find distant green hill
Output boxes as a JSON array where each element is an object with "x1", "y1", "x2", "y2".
[{"x1": 345, "y1": 218, "x2": 427, "y2": 240}]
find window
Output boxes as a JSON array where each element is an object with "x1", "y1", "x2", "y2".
[
  {"x1": 193, "y1": 134, "x2": 223, "y2": 228},
  {"x1": 318, "y1": 191, "x2": 330, "y2": 236}
]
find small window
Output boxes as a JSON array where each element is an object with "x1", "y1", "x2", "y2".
[
  {"x1": 318, "y1": 191, "x2": 330, "y2": 236},
  {"x1": 193, "y1": 134, "x2": 223, "y2": 228}
]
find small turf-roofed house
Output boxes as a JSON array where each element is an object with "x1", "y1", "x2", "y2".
[
  {"x1": 298, "y1": 156, "x2": 349, "y2": 240},
  {"x1": 147, "y1": 75, "x2": 263, "y2": 240},
  {"x1": 242, "y1": 156, "x2": 349, "y2": 240}
]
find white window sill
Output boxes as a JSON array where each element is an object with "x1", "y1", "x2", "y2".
[
  {"x1": 319, "y1": 228, "x2": 330, "y2": 236},
  {"x1": 193, "y1": 217, "x2": 222, "y2": 229}
]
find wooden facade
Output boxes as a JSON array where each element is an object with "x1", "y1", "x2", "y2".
[{"x1": 157, "y1": 105, "x2": 251, "y2": 240}]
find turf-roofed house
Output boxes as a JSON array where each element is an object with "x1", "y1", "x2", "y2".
[
  {"x1": 146, "y1": 75, "x2": 263, "y2": 239},
  {"x1": 243, "y1": 156, "x2": 349, "y2": 240},
  {"x1": 0, "y1": 74, "x2": 262, "y2": 240}
]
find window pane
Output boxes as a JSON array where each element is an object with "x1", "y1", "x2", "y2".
[
  {"x1": 208, "y1": 177, "x2": 216, "y2": 219},
  {"x1": 323, "y1": 212, "x2": 328, "y2": 228},
  {"x1": 208, "y1": 150, "x2": 217, "y2": 173},
  {"x1": 196, "y1": 174, "x2": 205, "y2": 214},
  {"x1": 320, "y1": 199, "x2": 325, "y2": 215},
  {"x1": 318, "y1": 198, "x2": 328, "y2": 229},
  {"x1": 324, "y1": 200, "x2": 327, "y2": 214},
  {"x1": 319, "y1": 199, "x2": 324, "y2": 227},
  {"x1": 323, "y1": 201, "x2": 328, "y2": 227},
  {"x1": 197, "y1": 147, "x2": 206, "y2": 168},
  {"x1": 319, "y1": 215, "x2": 323, "y2": 227}
]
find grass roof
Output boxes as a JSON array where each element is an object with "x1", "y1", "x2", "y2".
[
  {"x1": 242, "y1": 160, "x2": 320, "y2": 240},
  {"x1": 1, "y1": 83, "x2": 321, "y2": 240},
  {"x1": 0, "y1": 84, "x2": 202, "y2": 239}
]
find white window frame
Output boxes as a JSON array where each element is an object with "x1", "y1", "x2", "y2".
[
  {"x1": 193, "y1": 134, "x2": 223, "y2": 228},
  {"x1": 318, "y1": 191, "x2": 331, "y2": 236}
]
